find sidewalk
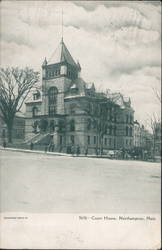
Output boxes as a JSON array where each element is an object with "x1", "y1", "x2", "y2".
[
  {"x1": 0, "y1": 146, "x2": 159, "y2": 162},
  {"x1": 0, "y1": 146, "x2": 98, "y2": 158},
  {"x1": 0, "y1": 146, "x2": 71, "y2": 157}
]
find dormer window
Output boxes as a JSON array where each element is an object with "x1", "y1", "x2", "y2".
[
  {"x1": 33, "y1": 91, "x2": 40, "y2": 100},
  {"x1": 33, "y1": 94, "x2": 37, "y2": 100}
]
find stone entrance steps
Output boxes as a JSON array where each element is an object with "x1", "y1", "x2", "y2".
[{"x1": 24, "y1": 133, "x2": 51, "y2": 145}]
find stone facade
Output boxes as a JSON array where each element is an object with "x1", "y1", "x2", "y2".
[
  {"x1": 25, "y1": 39, "x2": 134, "y2": 154},
  {"x1": 133, "y1": 120, "x2": 141, "y2": 147}
]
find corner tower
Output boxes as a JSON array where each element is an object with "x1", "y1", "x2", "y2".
[{"x1": 42, "y1": 38, "x2": 81, "y2": 116}]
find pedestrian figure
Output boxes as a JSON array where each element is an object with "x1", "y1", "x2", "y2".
[
  {"x1": 44, "y1": 145, "x2": 48, "y2": 153},
  {"x1": 52, "y1": 144, "x2": 55, "y2": 152},
  {"x1": 76, "y1": 145, "x2": 80, "y2": 156},
  {"x1": 122, "y1": 149, "x2": 125, "y2": 159},
  {"x1": 71, "y1": 145, "x2": 75, "y2": 156},
  {"x1": 30, "y1": 142, "x2": 34, "y2": 150},
  {"x1": 3, "y1": 140, "x2": 6, "y2": 148},
  {"x1": 69, "y1": 145, "x2": 72, "y2": 154},
  {"x1": 85, "y1": 147, "x2": 88, "y2": 156},
  {"x1": 48, "y1": 142, "x2": 53, "y2": 152},
  {"x1": 59, "y1": 145, "x2": 62, "y2": 152}
]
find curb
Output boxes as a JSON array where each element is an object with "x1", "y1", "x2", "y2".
[
  {"x1": 0, "y1": 147, "x2": 159, "y2": 163},
  {"x1": 0, "y1": 147, "x2": 96, "y2": 158},
  {"x1": 0, "y1": 147, "x2": 72, "y2": 157}
]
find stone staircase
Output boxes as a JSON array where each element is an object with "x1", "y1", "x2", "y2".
[{"x1": 25, "y1": 133, "x2": 51, "y2": 145}]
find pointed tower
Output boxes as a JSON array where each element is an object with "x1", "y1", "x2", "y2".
[
  {"x1": 42, "y1": 39, "x2": 81, "y2": 116},
  {"x1": 42, "y1": 38, "x2": 80, "y2": 81}
]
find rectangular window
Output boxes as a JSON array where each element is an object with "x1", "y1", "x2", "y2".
[
  {"x1": 94, "y1": 136, "x2": 96, "y2": 144},
  {"x1": 109, "y1": 138, "x2": 111, "y2": 146},
  {"x1": 33, "y1": 94, "x2": 37, "y2": 100},
  {"x1": 104, "y1": 138, "x2": 107, "y2": 145},
  {"x1": 60, "y1": 135, "x2": 62, "y2": 145},
  {"x1": 88, "y1": 136, "x2": 90, "y2": 145},
  {"x1": 49, "y1": 106, "x2": 57, "y2": 117},
  {"x1": 114, "y1": 138, "x2": 116, "y2": 148},
  {"x1": 70, "y1": 135, "x2": 74, "y2": 144},
  {"x1": 109, "y1": 126, "x2": 112, "y2": 135}
]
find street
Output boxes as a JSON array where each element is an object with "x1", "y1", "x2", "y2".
[{"x1": 0, "y1": 150, "x2": 161, "y2": 213}]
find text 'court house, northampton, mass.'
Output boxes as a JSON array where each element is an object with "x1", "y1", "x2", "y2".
[{"x1": 25, "y1": 38, "x2": 134, "y2": 154}]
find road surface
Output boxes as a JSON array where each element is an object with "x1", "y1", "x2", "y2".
[{"x1": 0, "y1": 150, "x2": 161, "y2": 213}]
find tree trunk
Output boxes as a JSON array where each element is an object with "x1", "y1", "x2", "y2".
[{"x1": 7, "y1": 122, "x2": 13, "y2": 144}]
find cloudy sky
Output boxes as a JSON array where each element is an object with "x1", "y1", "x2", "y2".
[{"x1": 0, "y1": 1, "x2": 161, "y2": 126}]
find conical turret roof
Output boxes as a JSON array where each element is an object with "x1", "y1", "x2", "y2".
[{"x1": 48, "y1": 38, "x2": 78, "y2": 68}]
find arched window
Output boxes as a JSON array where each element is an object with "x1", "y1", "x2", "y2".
[
  {"x1": 32, "y1": 120, "x2": 39, "y2": 133},
  {"x1": 39, "y1": 119, "x2": 48, "y2": 132},
  {"x1": 32, "y1": 107, "x2": 38, "y2": 117},
  {"x1": 48, "y1": 87, "x2": 58, "y2": 116}
]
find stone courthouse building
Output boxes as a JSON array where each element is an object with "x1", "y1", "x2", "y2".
[{"x1": 25, "y1": 38, "x2": 134, "y2": 154}]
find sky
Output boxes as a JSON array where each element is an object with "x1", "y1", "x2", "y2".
[{"x1": 0, "y1": 0, "x2": 161, "y2": 127}]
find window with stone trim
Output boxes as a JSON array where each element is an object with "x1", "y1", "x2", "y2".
[
  {"x1": 70, "y1": 104, "x2": 76, "y2": 114},
  {"x1": 88, "y1": 135, "x2": 90, "y2": 145},
  {"x1": 32, "y1": 106, "x2": 38, "y2": 117},
  {"x1": 114, "y1": 126, "x2": 117, "y2": 136},
  {"x1": 48, "y1": 87, "x2": 58, "y2": 116},
  {"x1": 108, "y1": 125, "x2": 112, "y2": 135},
  {"x1": 60, "y1": 135, "x2": 63, "y2": 145},
  {"x1": 70, "y1": 135, "x2": 75, "y2": 144},
  {"x1": 49, "y1": 120, "x2": 55, "y2": 132},
  {"x1": 87, "y1": 118, "x2": 91, "y2": 130},
  {"x1": 70, "y1": 119, "x2": 75, "y2": 131}
]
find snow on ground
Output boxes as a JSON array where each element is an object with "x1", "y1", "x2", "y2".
[{"x1": 0, "y1": 150, "x2": 161, "y2": 213}]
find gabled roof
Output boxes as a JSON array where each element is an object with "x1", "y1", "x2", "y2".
[
  {"x1": 47, "y1": 38, "x2": 78, "y2": 68},
  {"x1": 65, "y1": 77, "x2": 87, "y2": 98}
]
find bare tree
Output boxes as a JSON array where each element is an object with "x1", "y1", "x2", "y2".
[
  {"x1": 0, "y1": 67, "x2": 39, "y2": 143},
  {"x1": 146, "y1": 112, "x2": 160, "y2": 158}
]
